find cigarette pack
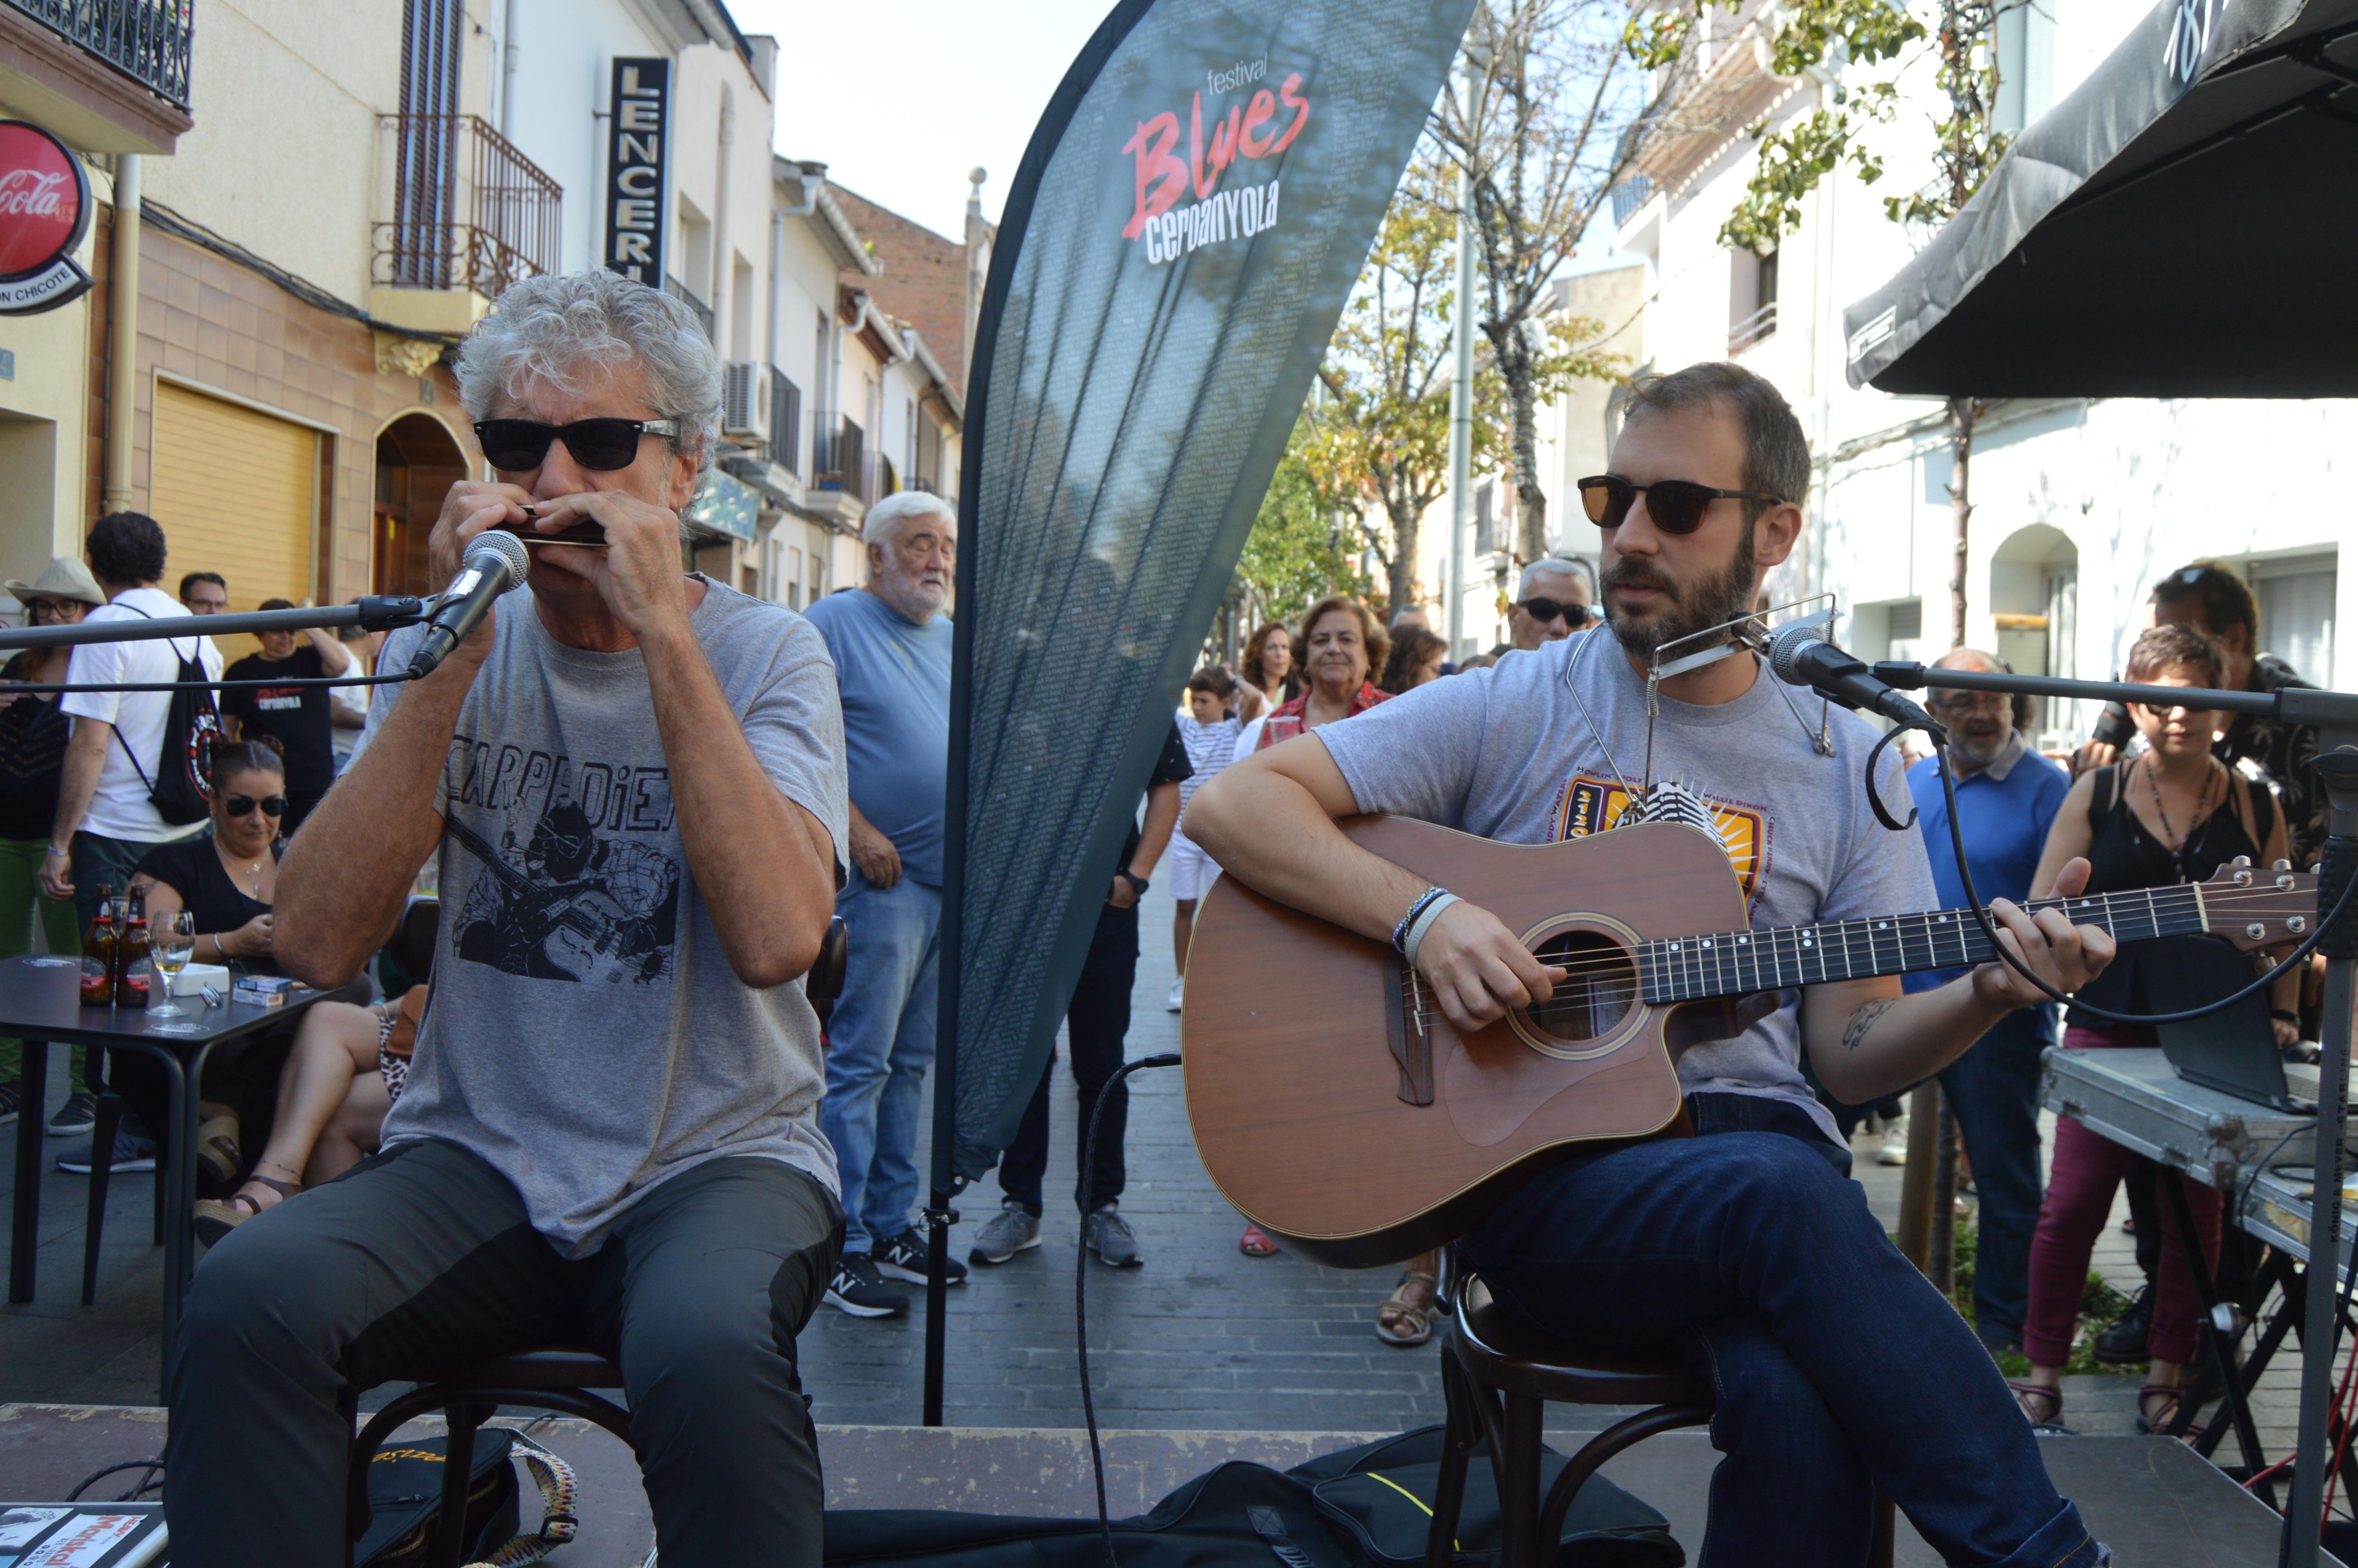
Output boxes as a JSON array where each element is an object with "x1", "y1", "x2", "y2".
[{"x1": 231, "y1": 974, "x2": 302, "y2": 1009}]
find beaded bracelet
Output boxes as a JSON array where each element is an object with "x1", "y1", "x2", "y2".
[
  {"x1": 1391, "y1": 886, "x2": 1447, "y2": 955},
  {"x1": 1402, "y1": 894, "x2": 1463, "y2": 970}
]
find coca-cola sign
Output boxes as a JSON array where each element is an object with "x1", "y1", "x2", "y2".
[{"x1": 0, "y1": 121, "x2": 90, "y2": 315}]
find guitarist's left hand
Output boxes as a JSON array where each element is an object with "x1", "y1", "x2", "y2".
[
  {"x1": 1972, "y1": 854, "x2": 2116, "y2": 1011},
  {"x1": 1416, "y1": 900, "x2": 1568, "y2": 1031}
]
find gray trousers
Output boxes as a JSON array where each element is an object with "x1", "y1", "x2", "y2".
[{"x1": 163, "y1": 1137, "x2": 842, "y2": 1567}]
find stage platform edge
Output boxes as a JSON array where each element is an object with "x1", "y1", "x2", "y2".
[{"x1": 0, "y1": 1405, "x2": 2329, "y2": 1567}]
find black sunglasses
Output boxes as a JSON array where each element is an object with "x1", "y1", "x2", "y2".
[
  {"x1": 474, "y1": 418, "x2": 681, "y2": 473},
  {"x1": 22, "y1": 598, "x2": 84, "y2": 618},
  {"x1": 1577, "y1": 475, "x2": 1784, "y2": 534},
  {"x1": 1517, "y1": 597, "x2": 1592, "y2": 628},
  {"x1": 222, "y1": 793, "x2": 286, "y2": 819}
]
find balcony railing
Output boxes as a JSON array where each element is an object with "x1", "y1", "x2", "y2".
[
  {"x1": 665, "y1": 275, "x2": 715, "y2": 342},
  {"x1": 374, "y1": 113, "x2": 559, "y2": 300},
  {"x1": 811, "y1": 414, "x2": 865, "y2": 503},
  {"x1": 770, "y1": 370, "x2": 801, "y2": 477},
  {"x1": 1728, "y1": 300, "x2": 1778, "y2": 356},
  {"x1": 6, "y1": 0, "x2": 192, "y2": 108}
]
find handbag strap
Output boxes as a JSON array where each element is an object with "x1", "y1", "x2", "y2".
[{"x1": 462, "y1": 1430, "x2": 581, "y2": 1568}]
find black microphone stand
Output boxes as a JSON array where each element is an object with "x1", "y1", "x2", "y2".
[
  {"x1": 0, "y1": 595, "x2": 427, "y2": 655},
  {"x1": 1879, "y1": 660, "x2": 2358, "y2": 1568}
]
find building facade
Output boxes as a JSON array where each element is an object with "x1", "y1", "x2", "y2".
[{"x1": 1599, "y1": 0, "x2": 2347, "y2": 740}]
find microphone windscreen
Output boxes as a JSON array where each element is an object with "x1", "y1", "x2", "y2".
[
  {"x1": 464, "y1": 528, "x2": 531, "y2": 591},
  {"x1": 1767, "y1": 622, "x2": 1825, "y2": 685}
]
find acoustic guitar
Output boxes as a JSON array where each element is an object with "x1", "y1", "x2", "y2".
[{"x1": 1180, "y1": 816, "x2": 2318, "y2": 1268}]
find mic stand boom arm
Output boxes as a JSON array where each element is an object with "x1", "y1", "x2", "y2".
[
  {"x1": 0, "y1": 594, "x2": 427, "y2": 653},
  {"x1": 1882, "y1": 656, "x2": 2358, "y2": 1568}
]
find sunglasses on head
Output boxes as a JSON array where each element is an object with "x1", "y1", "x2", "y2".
[
  {"x1": 222, "y1": 793, "x2": 286, "y2": 819},
  {"x1": 474, "y1": 418, "x2": 681, "y2": 473},
  {"x1": 1576, "y1": 475, "x2": 1784, "y2": 535},
  {"x1": 1517, "y1": 597, "x2": 1592, "y2": 628}
]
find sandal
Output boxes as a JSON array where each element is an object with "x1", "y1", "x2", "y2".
[
  {"x1": 191, "y1": 1170, "x2": 300, "y2": 1249},
  {"x1": 2007, "y1": 1380, "x2": 2062, "y2": 1427},
  {"x1": 195, "y1": 1113, "x2": 242, "y2": 1186},
  {"x1": 2137, "y1": 1382, "x2": 2190, "y2": 1439},
  {"x1": 1375, "y1": 1271, "x2": 1440, "y2": 1347},
  {"x1": 1239, "y1": 1224, "x2": 1281, "y2": 1258}
]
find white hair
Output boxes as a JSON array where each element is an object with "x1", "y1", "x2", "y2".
[
  {"x1": 454, "y1": 271, "x2": 723, "y2": 472},
  {"x1": 1519, "y1": 556, "x2": 1594, "y2": 598},
  {"x1": 863, "y1": 490, "x2": 956, "y2": 548}
]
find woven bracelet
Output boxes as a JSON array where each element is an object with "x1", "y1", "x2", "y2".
[{"x1": 1392, "y1": 886, "x2": 1446, "y2": 955}]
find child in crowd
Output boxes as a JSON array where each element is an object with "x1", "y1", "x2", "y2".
[{"x1": 1165, "y1": 667, "x2": 1242, "y2": 1011}]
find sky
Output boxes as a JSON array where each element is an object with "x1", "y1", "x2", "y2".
[{"x1": 729, "y1": 0, "x2": 1119, "y2": 241}]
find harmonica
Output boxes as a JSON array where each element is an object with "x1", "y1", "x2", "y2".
[{"x1": 494, "y1": 509, "x2": 609, "y2": 549}]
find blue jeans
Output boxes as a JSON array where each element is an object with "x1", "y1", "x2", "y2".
[
  {"x1": 1461, "y1": 1093, "x2": 2102, "y2": 1568},
  {"x1": 1939, "y1": 1007, "x2": 2052, "y2": 1343},
  {"x1": 816, "y1": 868, "x2": 941, "y2": 1256}
]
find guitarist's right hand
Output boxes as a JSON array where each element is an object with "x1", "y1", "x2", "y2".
[{"x1": 1416, "y1": 902, "x2": 1566, "y2": 1031}]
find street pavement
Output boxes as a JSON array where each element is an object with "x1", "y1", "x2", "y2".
[{"x1": 0, "y1": 878, "x2": 2303, "y2": 1449}]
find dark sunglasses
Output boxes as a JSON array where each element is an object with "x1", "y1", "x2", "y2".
[
  {"x1": 474, "y1": 418, "x2": 681, "y2": 473},
  {"x1": 22, "y1": 598, "x2": 84, "y2": 618},
  {"x1": 1576, "y1": 475, "x2": 1784, "y2": 534},
  {"x1": 222, "y1": 793, "x2": 286, "y2": 819},
  {"x1": 1517, "y1": 597, "x2": 1592, "y2": 628}
]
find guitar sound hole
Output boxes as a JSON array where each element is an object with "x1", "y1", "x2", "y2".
[{"x1": 1523, "y1": 930, "x2": 1638, "y2": 1042}]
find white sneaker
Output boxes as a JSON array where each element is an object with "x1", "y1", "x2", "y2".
[
  {"x1": 1166, "y1": 978, "x2": 1184, "y2": 1012},
  {"x1": 1878, "y1": 1120, "x2": 1911, "y2": 1166}
]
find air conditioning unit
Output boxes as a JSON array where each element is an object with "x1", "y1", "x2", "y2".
[{"x1": 721, "y1": 361, "x2": 771, "y2": 441}]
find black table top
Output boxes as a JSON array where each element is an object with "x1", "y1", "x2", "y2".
[{"x1": 0, "y1": 954, "x2": 333, "y2": 1050}]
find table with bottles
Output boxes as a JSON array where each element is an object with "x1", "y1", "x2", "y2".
[{"x1": 0, "y1": 943, "x2": 335, "y2": 1397}]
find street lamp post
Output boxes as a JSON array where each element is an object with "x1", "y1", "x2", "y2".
[{"x1": 1445, "y1": 55, "x2": 1479, "y2": 660}]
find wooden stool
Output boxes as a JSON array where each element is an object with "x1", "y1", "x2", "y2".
[
  {"x1": 347, "y1": 1347, "x2": 629, "y2": 1568},
  {"x1": 1426, "y1": 1274, "x2": 1894, "y2": 1568}
]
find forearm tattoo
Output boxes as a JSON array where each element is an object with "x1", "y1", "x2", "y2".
[{"x1": 1842, "y1": 998, "x2": 1900, "y2": 1053}]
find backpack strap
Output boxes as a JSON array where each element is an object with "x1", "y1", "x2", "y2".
[
  {"x1": 2088, "y1": 764, "x2": 2116, "y2": 830},
  {"x1": 464, "y1": 1430, "x2": 580, "y2": 1568}
]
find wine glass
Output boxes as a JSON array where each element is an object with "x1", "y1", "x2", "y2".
[{"x1": 150, "y1": 911, "x2": 196, "y2": 1019}]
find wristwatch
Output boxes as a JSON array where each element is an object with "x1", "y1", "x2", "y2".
[{"x1": 1116, "y1": 869, "x2": 1149, "y2": 897}]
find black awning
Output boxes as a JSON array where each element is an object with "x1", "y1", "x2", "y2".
[{"x1": 1843, "y1": 0, "x2": 2358, "y2": 397}]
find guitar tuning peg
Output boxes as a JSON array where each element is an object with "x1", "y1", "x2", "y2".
[
  {"x1": 2231, "y1": 855, "x2": 2253, "y2": 868},
  {"x1": 2273, "y1": 858, "x2": 2292, "y2": 873}
]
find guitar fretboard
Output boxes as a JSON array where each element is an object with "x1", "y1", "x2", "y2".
[{"x1": 1638, "y1": 885, "x2": 2211, "y2": 1004}]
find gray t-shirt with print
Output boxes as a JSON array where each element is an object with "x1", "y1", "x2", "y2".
[
  {"x1": 1314, "y1": 629, "x2": 1936, "y2": 1144},
  {"x1": 360, "y1": 577, "x2": 850, "y2": 1254}
]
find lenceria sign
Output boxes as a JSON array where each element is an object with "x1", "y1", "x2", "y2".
[
  {"x1": 604, "y1": 59, "x2": 670, "y2": 286},
  {"x1": 0, "y1": 121, "x2": 91, "y2": 315}
]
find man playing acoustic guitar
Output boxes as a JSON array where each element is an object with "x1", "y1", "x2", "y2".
[{"x1": 1187, "y1": 363, "x2": 2115, "y2": 1568}]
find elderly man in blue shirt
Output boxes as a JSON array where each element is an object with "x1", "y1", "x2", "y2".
[{"x1": 1904, "y1": 647, "x2": 2072, "y2": 1356}]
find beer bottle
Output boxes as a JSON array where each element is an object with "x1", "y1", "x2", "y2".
[
  {"x1": 79, "y1": 885, "x2": 116, "y2": 1007},
  {"x1": 117, "y1": 886, "x2": 151, "y2": 1011}
]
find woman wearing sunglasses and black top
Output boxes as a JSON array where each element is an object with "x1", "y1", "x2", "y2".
[{"x1": 135, "y1": 738, "x2": 288, "y2": 972}]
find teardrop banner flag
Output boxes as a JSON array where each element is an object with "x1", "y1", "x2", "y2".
[{"x1": 934, "y1": 0, "x2": 1477, "y2": 1211}]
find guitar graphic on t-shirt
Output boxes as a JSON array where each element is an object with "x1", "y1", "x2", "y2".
[{"x1": 441, "y1": 813, "x2": 647, "y2": 985}]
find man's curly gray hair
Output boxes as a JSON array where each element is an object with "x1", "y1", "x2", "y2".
[{"x1": 454, "y1": 271, "x2": 723, "y2": 473}]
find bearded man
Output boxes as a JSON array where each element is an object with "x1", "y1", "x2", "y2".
[
  {"x1": 1187, "y1": 363, "x2": 2116, "y2": 1568},
  {"x1": 1904, "y1": 650, "x2": 2072, "y2": 1359},
  {"x1": 803, "y1": 491, "x2": 962, "y2": 1317}
]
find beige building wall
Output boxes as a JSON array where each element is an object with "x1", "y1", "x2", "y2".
[
  {"x1": 137, "y1": 0, "x2": 401, "y2": 304},
  {"x1": 0, "y1": 162, "x2": 103, "y2": 578}
]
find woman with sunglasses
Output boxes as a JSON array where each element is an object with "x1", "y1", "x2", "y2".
[
  {"x1": 0, "y1": 560, "x2": 106, "y2": 1128},
  {"x1": 2010, "y1": 622, "x2": 2295, "y2": 1438},
  {"x1": 120, "y1": 740, "x2": 380, "y2": 1216}
]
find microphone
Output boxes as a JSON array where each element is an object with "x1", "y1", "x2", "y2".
[
  {"x1": 405, "y1": 530, "x2": 531, "y2": 680},
  {"x1": 1766, "y1": 622, "x2": 1940, "y2": 732}
]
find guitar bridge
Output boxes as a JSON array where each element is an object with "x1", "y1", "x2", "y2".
[{"x1": 1383, "y1": 951, "x2": 1435, "y2": 1106}]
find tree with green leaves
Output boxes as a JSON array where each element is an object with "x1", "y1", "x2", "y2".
[
  {"x1": 1650, "y1": 0, "x2": 2013, "y2": 647},
  {"x1": 1430, "y1": 0, "x2": 1666, "y2": 565},
  {"x1": 1229, "y1": 415, "x2": 1375, "y2": 631}
]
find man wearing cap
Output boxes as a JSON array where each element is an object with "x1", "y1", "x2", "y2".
[{"x1": 1, "y1": 560, "x2": 106, "y2": 1133}]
